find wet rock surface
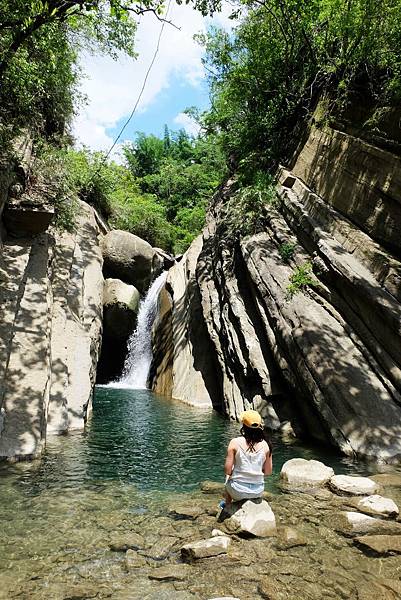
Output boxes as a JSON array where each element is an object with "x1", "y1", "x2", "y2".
[{"x1": 2, "y1": 472, "x2": 401, "y2": 600}]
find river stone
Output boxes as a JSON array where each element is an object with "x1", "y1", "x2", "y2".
[
  {"x1": 258, "y1": 577, "x2": 286, "y2": 600},
  {"x1": 276, "y1": 526, "x2": 307, "y2": 549},
  {"x1": 356, "y1": 495, "x2": 399, "y2": 518},
  {"x1": 354, "y1": 534, "x2": 401, "y2": 556},
  {"x1": 148, "y1": 565, "x2": 191, "y2": 581},
  {"x1": 280, "y1": 458, "x2": 334, "y2": 489},
  {"x1": 181, "y1": 535, "x2": 230, "y2": 561},
  {"x1": 211, "y1": 529, "x2": 227, "y2": 537},
  {"x1": 125, "y1": 549, "x2": 147, "y2": 569},
  {"x1": 224, "y1": 500, "x2": 276, "y2": 537},
  {"x1": 334, "y1": 511, "x2": 401, "y2": 536},
  {"x1": 109, "y1": 532, "x2": 145, "y2": 551},
  {"x1": 329, "y1": 475, "x2": 379, "y2": 496},
  {"x1": 200, "y1": 481, "x2": 225, "y2": 495},
  {"x1": 169, "y1": 503, "x2": 204, "y2": 520},
  {"x1": 101, "y1": 230, "x2": 161, "y2": 293},
  {"x1": 207, "y1": 598, "x2": 240, "y2": 600}
]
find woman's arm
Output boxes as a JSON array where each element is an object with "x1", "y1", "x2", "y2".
[
  {"x1": 224, "y1": 440, "x2": 236, "y2": 477},
  {"x1": 263, "y1": 450, "x2": 273, "y2": 476}
]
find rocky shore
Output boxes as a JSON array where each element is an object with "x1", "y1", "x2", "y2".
[{"x1": 3, "y1": 459, "x2": 400, "y2": 600}]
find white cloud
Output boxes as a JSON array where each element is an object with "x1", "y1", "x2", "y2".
[
  {"x1": 173, "y1": 111, "x2": 201, "y2": 136},
  {"x1": 73, "y1": 2, "x2": 234, "y2": 151}
]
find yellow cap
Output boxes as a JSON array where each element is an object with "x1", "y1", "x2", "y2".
[{"x1": 239, "y1": 410, "x2": 263, "y2": 429}]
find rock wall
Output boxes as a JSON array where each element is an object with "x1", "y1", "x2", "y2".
[
  {"x1": 151, "y1": 126, "x2": 401, "y2": 462},
  {"x1": 0, "y1": 200, "x2": 103, "y2": 460},
  {"x1": 150, "y1": 236, "x2": 220, "y2": 409}
]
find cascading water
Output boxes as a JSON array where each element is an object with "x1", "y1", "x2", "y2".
[{"x1": 112, "y1": 271, "x2": 167, "y2": 389}]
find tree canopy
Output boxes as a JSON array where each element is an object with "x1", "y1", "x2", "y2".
[{"x1": 201, "y1": 0, "x2": 401, "y2": 178}]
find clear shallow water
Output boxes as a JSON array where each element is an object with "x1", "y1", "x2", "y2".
[{"x1": 1, "y1": 387, "x2": 400, "y2": 600}]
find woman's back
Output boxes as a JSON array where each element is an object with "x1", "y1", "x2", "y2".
[{"x1": 230, "y1": 437, "x2": 269, "y2": 484}]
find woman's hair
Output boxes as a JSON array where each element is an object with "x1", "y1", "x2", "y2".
[{"x1": 240, "y1": 425, "x2": 273, "y2": 454}]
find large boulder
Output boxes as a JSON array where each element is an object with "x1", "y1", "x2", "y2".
[
  {"x1": 103, "y1": 278, "x2": 140, "y2": 339},
  {"x1": 224, "y1": 500, "x2": 276, "y2": 537},
  {"x1": 97, "y1": 278, "x2": 140, "y2": 383},
  {"x1": 101, "y1": 230, "x2": 162, "y2": 293},
  {"x1": 280, "y1": 458, "x2": 334, "y2": 490}
]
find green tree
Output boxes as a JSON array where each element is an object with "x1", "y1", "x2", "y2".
[{"x1": 201, "y1": 0, "x2": 401, "y2": 177}]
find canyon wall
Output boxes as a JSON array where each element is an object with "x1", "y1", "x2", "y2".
[
  {"x1": 151, "y1": 125, "x2": 401, "y2": 462},
  {"x1": 0, "y1": 199, "x2": 103, "y2": 460}
]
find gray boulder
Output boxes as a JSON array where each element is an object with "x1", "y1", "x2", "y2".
[
  {"x1": 224, "y1": 499, "x2": 276, "y2": 537},
  {"x1": 280, "y1": 458, "x2": 334, "y2": 490},
  {"x1": 103, "y1": 278, "x2": 140, "y2": 340},
  {"x1": 329, "y1": 474, "x2": 380, "y2": 496},
  {"x1": 101, "y1": 230, "x2": 162, "y2": 293}
]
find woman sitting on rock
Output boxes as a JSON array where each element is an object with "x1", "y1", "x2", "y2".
[{"x1": 222, "y1": 410, "x2": 272, "y2": 507}]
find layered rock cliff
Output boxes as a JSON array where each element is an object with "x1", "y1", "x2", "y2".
[
  {"x1": 0, "y1": 197, "x2": 103, "y2": 460},
  {"x1": 151, "y1": 125, "x2": 401, "y2": 462}
]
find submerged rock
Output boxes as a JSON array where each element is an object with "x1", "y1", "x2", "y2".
[
  {"x1": 280, "y1": 458, "x2": 334, "y2": 489},
  {"x1": 125, "y1": 549, "x2": 147, "y2": 570},
  {"x1": 224, "y1": 500, "x2": 276, "y2": 537},
  {"x1": 354, "y1": 534, "x2": 401, "y2": 556},
  {"x1": 334, "y1": 511, "x2": 401, "y2": 536},
  {"x1": 181, "y1": 536, "x2": 230, "y2": 561},
  {"x1": 276, "y1": 526, "x2": 307, "y2": 549},
  {"x1": 109, "y1": 532, "x2": 144, "y2": 551},
  {"x1": 329, "y1": 475, "x2": 379, "y2": 496},
  {"x1": 200, "y1": 481, "x2": 225, "y2": 495},
  {"x1": 148, "y1": 565, "x2": 190, "y2": 581}
]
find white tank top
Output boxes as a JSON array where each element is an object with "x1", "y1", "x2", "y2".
[{"x1": 230, "y1": 440, "x2": 267, "y2": 484}]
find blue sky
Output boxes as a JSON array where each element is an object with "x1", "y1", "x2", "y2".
[
  {"x1": 106, "y1": 71, "x2": 210, "y2": 142},
  {"x1": 73, "y1": 4, "x2": 232, "y2": 157}
]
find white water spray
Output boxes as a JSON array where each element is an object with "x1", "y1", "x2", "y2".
[{"x1": 112, "y1": 271, "x2": 167, "y2": 389}]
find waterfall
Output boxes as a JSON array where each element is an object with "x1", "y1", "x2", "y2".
[{"x1": 112, "y1": 271, "x2": 167, "y2": 389}]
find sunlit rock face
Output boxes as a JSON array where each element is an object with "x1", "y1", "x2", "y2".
[
  {"x1": 151, "y1": 125, "x2": 401, "y2": 463},
  {"x1": 0, "y1": 200, "x2": 103, "y2": 460}
]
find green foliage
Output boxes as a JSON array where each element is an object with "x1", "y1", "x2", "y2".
[
  {"x1": 63, "y1": 149, "x2": 118, "y2": 218},
  {"x1": 222, "y1": 173, "x2": 277, "y2": 245},
  {"x1": 286, "y1": 262, "x2": 320, "y2": 299},
  {"x1": 31, "y1": 142, "x2": 79, "y2": 232},
  {"x1": 201, "y1": 0, "x2": 401, "y2": 175},
  {"x1": 123, "y1": 127, "x2": 226, "y2": 252},
  {"x1": 279, "y1": 242, "x2": 297, "y2": 263}
]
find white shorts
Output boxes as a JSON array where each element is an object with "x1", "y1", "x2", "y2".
[{"x1": 225, "y1": 478, "x2": 264, "y2": 501}]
